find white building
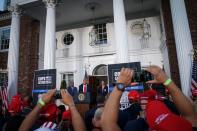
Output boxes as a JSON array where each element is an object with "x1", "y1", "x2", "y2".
[
  {"x1": 1, "y1": 0, "x2": 194, "y2": 98},
  {"x1": 55, "y1": 16, "x2": 163, "y2": 88}
]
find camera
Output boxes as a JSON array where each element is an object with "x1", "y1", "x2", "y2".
[
  {"x1": 132, "y1": 69, "x2": 154, "y2": 83},
  {"x1": 54, "y1": 90, "x2": 62, "y2": 99}
]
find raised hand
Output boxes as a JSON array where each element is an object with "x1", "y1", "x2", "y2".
[
  {"x1": 60, "y1": 90, "x2": 74, "y2": 106},
  {"x1": 42, "y1": 90, "x2": 56, "y2": 104},
  {"x1": 117, "y1": 68, "x2": 134, "y2": 86},
  {"x1": 145, "y1": 65, "x2": 168, "y2": 84}
]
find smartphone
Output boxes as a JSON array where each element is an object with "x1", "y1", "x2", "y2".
[
  {"x1": 54, "y1": 90, "x2": 62, "y2": 99},
  {"x1": 132, "y1": 70, "x2": 154, "y2": 83}
]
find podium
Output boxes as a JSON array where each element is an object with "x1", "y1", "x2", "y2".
[{"x1": 74, "y1": 93, "x2": 91, "y2": 118}]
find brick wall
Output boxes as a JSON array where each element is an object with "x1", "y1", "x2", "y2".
[
  {"x1": 161, "y1": 0, "x2": 181, "y2": 88},
  {"x1": 185, "y1": 0, "x2": 197, "y2": 50},
  {"x1": 18, "y1": 15, "x2": 40, "y2": 94},
  {"x1": 0, "y1": 19, "x2": 11, "y2": 70},
  {"x1": 0, "y1": 14, "x2": 40, "y2": 95}
]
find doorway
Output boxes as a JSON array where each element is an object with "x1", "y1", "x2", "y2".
[{"x1": 89, "y1": 64, "x2": 108, "y2": 104}]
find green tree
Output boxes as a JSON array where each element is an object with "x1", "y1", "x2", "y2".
[{"x1": 60, "y1": 80, "x2": 67, "y2": 89}]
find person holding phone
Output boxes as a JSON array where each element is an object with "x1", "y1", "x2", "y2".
[
  {"x1": 101, "y1": 66, "x2": 197, "y2": 131},
  {"x1": 19, "y1": 90, "x2": 86, "y2": 131}
]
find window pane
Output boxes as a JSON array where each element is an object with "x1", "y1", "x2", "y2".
[
  {"x1": 99, "y1": 29, "x2": 102, "y2": 33},
  {"x1": 0, "y1": 28, "x2": 10, "y2": 50},
  {"x1": 61, "y1": 73, "x2": 74, "y2": 86},
  {"x1": 94, "y1": 65, "x2": 107, "y2": 76},
  {"x1": 103, "y1": 28, "x2": 106, "y2": 33},
  {"x1": 63, "y1": 33, "x2": 74, "y2": 45},
  {"x1": 0, "y1": 73, "x2": 8, "y2": 86},
  {"x1": 68, "y1": 74, "x2": 74, "y2": 83},
  {"x1": 99, "y1": 34, "x2": 102, "y2": 39},
  {"x1": 93, "y1": 23, "x2": 107, "y2": 45},
  {"x1": 103, "y1": 34, "x2": 107, "y2": 39}
]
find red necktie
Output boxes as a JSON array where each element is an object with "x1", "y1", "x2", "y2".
[{"x1": 84, "y1": 84, "x2": 87, "y2": 93}]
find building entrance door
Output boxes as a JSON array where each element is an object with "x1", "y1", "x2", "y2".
[
  {"x1": 89, "y1": 75, "x2": 108, "y2": 105},
  {"x1": 89, "y1": 64, "x2": 108, "y2": 104}
]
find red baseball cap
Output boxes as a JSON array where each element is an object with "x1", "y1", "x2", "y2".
[
  {"x1": 142, "y1": 89, "x2": 157, "y2": 100},
  {"x1": 62, "y1": 110, "x2": 71, "y2": 121},
  {"x1": 40, "y1": 103, "x2": 57, "y2": 121},
  {"x1": 128, "y1": 90, "x2": 140, "y2": 101},
  {"x1": 146, "y1": 100, "x2": 192, "y2": 131}
]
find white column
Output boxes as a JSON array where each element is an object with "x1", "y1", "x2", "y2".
[
  {"x1": 43, "y1": 0, "x2": 56, "y2": 69},
  {"x1": 160, "y1": 41, "x2": 171, "y2": 78},
  {"x1": 170, "y1": 0, "x2": 193, "y2": 97},
  {"x1": 113, "y1": 0, "x2": 129, "y2": 63},
  {"x1": 7, "y1": 5, "x2": 21, "y2": 99},
  {"x1": 74, "y1": 29, "x2": 84, "y2": 87}
]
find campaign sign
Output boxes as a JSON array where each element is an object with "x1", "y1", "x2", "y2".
[
  {"x1": 120, "y1": 91, "x2": 131, "y2": 110},
  {"x1": 109, "y1": 84, "x2": 144, "y2": 92},
  {"x1": 108, "y1": 62, "x2": 141, "y2": 85},
  {"x1": 32, "y1": 69, "x2": 56, "y2": 104}
]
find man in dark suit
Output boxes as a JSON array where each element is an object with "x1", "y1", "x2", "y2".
[
  {"x1": 97, "y1": 81, "x2": 108, "y2": 96},
  {"x1": 67, "y1": 81, "x2": 78, "y2": 97},
  {"x1": 79, "y1": 79, "x2": 91, "y2": 93}
]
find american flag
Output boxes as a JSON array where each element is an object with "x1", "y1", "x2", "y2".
[
  {"x1": 84, "y1": 69, "x2": 88, "y2": 80},
  {"x1": 0, "y1": 79, "x2": 9, "y2": 112},
  {"x1": 191, "y1": 49, "x2": 197, "y2": 98},
  {"x1": 41, "y1": 122, "x2": 57, "y2": 130}
]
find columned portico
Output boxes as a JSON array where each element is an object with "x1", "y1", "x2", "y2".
[
  {"x1": 113, "y1": 0, "x2": 129, "y2": 63},
  {"x1": 43, "y1": 0, "x2": 56, "y2": 69},
  {"x1": 7, "y1": 5, "x2": 21, "y2": 99},
  {"x1": 170, "y1": 0, "x2": 193, "y2": 97}
]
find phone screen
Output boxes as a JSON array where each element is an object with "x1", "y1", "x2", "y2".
[{"x1": 132, "y1": 70, "x2": 154, "y2": 83}]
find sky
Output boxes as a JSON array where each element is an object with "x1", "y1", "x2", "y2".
[{"x1": 0, "y1": 0, "x2": 6, "y2": 11}]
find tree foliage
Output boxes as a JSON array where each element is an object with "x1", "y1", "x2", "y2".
[{"x1": 60, "y1": 80, "x2": 67, "y2": 89}]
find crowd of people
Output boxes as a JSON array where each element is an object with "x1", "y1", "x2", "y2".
[{"x1": 0, "y1": 65, "x2": 197, "y2": 131}]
